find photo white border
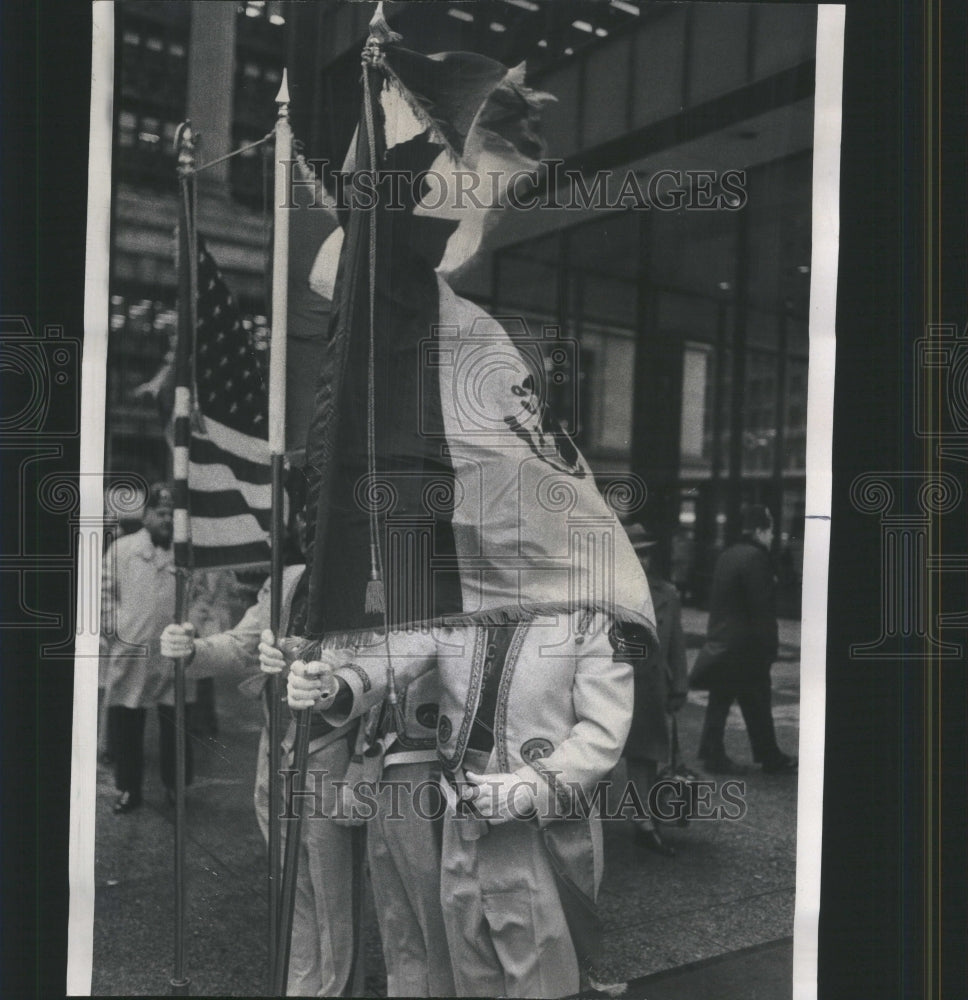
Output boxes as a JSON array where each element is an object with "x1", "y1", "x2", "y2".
[
  {"x1": 793, "y1": 6, "x2": 845, "y2": 1000},
  {"x1": 67, "y1": 2, "x2": 114, "y2": 994}
]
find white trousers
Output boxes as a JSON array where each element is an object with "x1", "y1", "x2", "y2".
[
  {"x1": 440, "y1": 813, "x2": 580, "y2": 999},
  {"x1": 367, "y1": 761, "x2": 455, "y2": 998},
  {"x1": 255, "y1": 729, "x2": 357, "y2": 997}
]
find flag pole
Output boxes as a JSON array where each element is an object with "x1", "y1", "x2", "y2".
[
  {"x1": 274, "y1": 704, "x2": 312, "y2": 995},
  {"x1": 170, "y1": 120, "x2": 197, "y2": 998},
  {"x1": 267, "y1": 69, "x2": 292, "y2": 994},
  {"x1": 277, "y1": 10, "x2": 390, "y2": 988}
]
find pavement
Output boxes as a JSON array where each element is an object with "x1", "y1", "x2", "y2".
[{"x1": 91, "y1": 608, "x2": 800, "y2": 997}]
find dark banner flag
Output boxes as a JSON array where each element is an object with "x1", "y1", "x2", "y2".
[{"x1": 300, "y1": 19, "x2": 657, "y2": 645}]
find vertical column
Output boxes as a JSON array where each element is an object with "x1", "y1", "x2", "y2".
[
  {"x1": 726, "y1": 202, "x2": 750, "y2": 535},
  {"x1": 630, "y1": 212, "x2": 681, "y2": 559},
  {"x1": 710, "y1": 299, "x2": 729, "y2": 485},
  {"x1": 186, "y1": 3, "x2": 237, "y2": 195},
  {"x1": 699, "y1": 295, "x2": 731, "y2": 576},
  {"x1": 556, "y1": 227, "x2": 571, "y2": 336},
  {"x1": 771, "y1": 306, "x2": 789, "y2": 523}
]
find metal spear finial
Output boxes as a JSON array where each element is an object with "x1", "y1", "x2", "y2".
[
  {"x1": 365, "y1": 0, "x2": 401, "y2": 57},
  {"x1": 174, "y1": 121, "x2": 196, "y2": 177},
  {"x1": 369, "y1": 2, "x2": 388, "y2": 33},
  {"x1": 275, "y1": 68, "x2": 290, "y2": 117}
]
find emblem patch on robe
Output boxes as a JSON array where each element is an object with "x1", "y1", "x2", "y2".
[
  {"x1": 416, "y1": 703, "x2": 439, "y2": 731},
  {"x1": 521, "y1": 737, "x2": 554, "y2": 762},
  {"x1": 437, "y1": 714, "x2": 453, "y2": 743}
]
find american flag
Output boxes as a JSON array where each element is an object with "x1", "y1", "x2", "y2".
[{"x1": 189, "y1": 239, "x2": 273, "y2": 568}]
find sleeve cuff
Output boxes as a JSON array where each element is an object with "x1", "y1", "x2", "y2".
[
  {"x1": 319, "y1": 666, "x2": 368, "y2": 725},
  {"x1": 515, "y1": 763, "x2": 575, "y2": 827},
  {"x1": 182, "y1": 638, "x2": 205, "y2": 675}
]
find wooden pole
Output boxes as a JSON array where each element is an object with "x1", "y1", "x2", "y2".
[
  {"x1": 170, "y1": 119, "x2": 197, "y2": 997},
  {"x1": 273, "y1": 710, "x2": 312, "y2": 995},
  {"x1": 267, "y1": 69, "x2": 292, "y2": 994},
  {"x1": 277, "y1": 6, "x2": 392, "y2": 991}
]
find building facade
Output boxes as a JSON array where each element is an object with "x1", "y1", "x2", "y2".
[{"x1": 109, "y1": 1, "x2": 816, "y2": 610}]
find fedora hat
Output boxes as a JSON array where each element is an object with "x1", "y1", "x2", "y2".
[{"x1": 625, "y1": 522, "x2": 659, "y2": 554}]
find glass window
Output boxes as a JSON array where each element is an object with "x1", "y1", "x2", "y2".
[
  {"x1": 495, "y1": 252, "x2": 559, "y2": 318},
  {"x1": 741, "y1": 350, "x2": 778, "y2": 474},
  {"x1": 752, "y1": 5, "x2": 817, "y2": 80},
  {"x1": 656, "y1": 290, "x2": 720, "y2": 347},
  {"x1": 714, "y1": 343, "x2": 733, "y2": 467},
  {"x1": 689, "y1": 4, "x2": 750, "y2": 103},
  {"x1": 581, "y1": 274, "x2": 636, "y2": 328},
  {"x1": 582, "y1": 40, "x2": 631, "y2": 147},
  {"x1": 488, "y1": 146, "x2": 812, "y2": 508},
  {"x1": 680, "y1": 343, "x2": 710, "y2": 464},
  {"x1": 568, "y1": 212, "x2": 637, "y2": 282},
  {"x1": 575, "y1": 330, "x2": 634, "y2": 454},
  {"x1": 784, "y1": 355, "x2": 808, "y2": 472},
  {"x1": 632, "y1": 6, "x2": 688, "y2": 126},
  {"x1": 649, "y1": 205, "x2": 737, "y2": 301},
  {"x1": 747, "y1": 305, "x2": 780, "y2": 350},
  {"x1": 745, "y1": 154, "x2": 813, "y2": 320}
]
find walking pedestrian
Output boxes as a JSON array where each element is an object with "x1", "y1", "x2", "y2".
[{"x1": 694, "y1": 505, "x2": 797, "y2": 774}]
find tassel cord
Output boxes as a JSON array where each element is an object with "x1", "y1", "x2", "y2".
[
  {"x1": 361, "y1": 60, "x2": 399, "y2": 720},
  {"x1": 362, "y1": 66, "x2": 381, "y2": 592}
]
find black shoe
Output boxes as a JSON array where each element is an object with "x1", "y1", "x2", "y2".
[
  {"x1": 112, "y1": 791, "x2": 142, "y2": 814},
  {"x1": 584, "y1": 974, "x2": 628, "y2": 998},
  {"x1": 762, "y1": 752, "x2": 798, "y2": 774},
  {"x1": 701, "y1": 753, "x2": 744, "y2": 775},
  {"x1": 635, "y1": 824, "x2": 676, "y2": 857}
]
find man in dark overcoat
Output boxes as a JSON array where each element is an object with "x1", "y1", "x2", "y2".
[
  {"x1": 621, "y1": 524, "x2": 688, "y2": 855},
  {"x1": 697, "y1": 505, "x2": 797, "y2": 774}
]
